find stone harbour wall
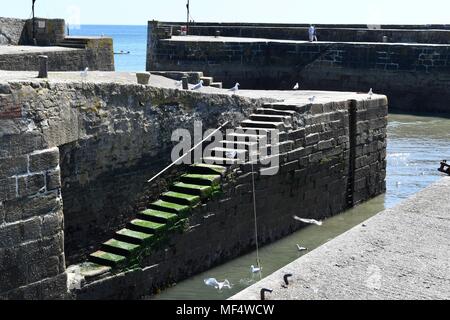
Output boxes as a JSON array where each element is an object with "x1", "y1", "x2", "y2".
[
  {"x1": 0, "y1": 38, "x2": 115, "y2": 72},
  {"x1": 0, "y1": 77, "x2": 387, "y2": 299},
  {"x1": 0, "y1": 17, "x2": 26, "y2": 45},
  {"x1": 74, "y1": 97, "x2": 387, "y2": 300},
  {"x1": 0, "y1": 79, "x2": 263, "y2": 299},
  {"x1": 148, "y1": 32, "x2": 450, "y2": 113}
]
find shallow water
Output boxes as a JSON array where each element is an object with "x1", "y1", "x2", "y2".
[{"x1": 151, "y1": 113, "x2": 450, "y2": 300}]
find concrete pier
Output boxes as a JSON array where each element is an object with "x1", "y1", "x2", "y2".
[{"x1": 231, "y1": 177, "x2": 450, "y2": 300}]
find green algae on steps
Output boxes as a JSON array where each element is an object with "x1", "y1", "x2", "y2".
[
  {"x1": 102, "y1": 239, "x2": 141, "y2": 257},
  {"x1": 138, "y1": 209, "x2": 179, "y2": 225},
  {"x1": 90, "y1": 251, "x2": 127, "y2": 268},
  {"x1": 128, "y1": 219, "x2": 167, "y2": 235},
  {"x1": 181, "y1": 174, "x2": 221, "y2": 186},
  {"x1": 170, "y1": 182, "x2": 213, "y2": 199},
  {"x1": 87, "y1": 163, "x2": 228, "y2": 271},
  {"x1": 115, "y1": 228, "x2": 155, "y2": 245},
  {"x1": 161, "y1": 191, "x2": 201, "y2": 206},
  {"x1": 190, "y1": 163, "x2": 227, "y2": 175},
  {"x1": 150, "y1": 200, "x2": 192, "y2": 215}
]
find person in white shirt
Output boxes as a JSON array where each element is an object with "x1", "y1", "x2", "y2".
[{"x1": 308, "y1": 25, "x2": 318, "y2": 42}]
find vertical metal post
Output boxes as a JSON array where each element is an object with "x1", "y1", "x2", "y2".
[
  {"x1": 186, "y1": 0, "x2": 190, "y2": 35},
  {"x1": 32, "y1": 0, "x2": 36, "y2": 45}
]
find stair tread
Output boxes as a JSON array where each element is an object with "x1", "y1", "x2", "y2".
[
  {"x1": 116, "y1": 228, "x2": 154, "y2": 242},
  {"x1": 191, "y1": 163, "x2": 227, "y2": 175},
  {"x1": 139, "y1": 209, "x2": 179, "y2": 220},
  {"x1": 161, "y1": 192, "x2": 201, "y2": 206},
  {"x1": 129, "y1": 219, "x2": 166, "y2": 230},
  {"x1": 182, "y1": 174, "x2": 221, "y2": 183},
  {"x1": 151, "y1": 200, "x2": 190, "y2": 211},
  {"x1": 211, "y1": 147, "x2": 247, "y2": 153},
  {"x1": 102, "y1": 239, "x2": 140, "y2": 254},
  {"x1": 172, "y1": 182, "x2": 212, "y2": 191},
  {"x1": 90, "y1": 251, "x2": 126, "y2": 265}
]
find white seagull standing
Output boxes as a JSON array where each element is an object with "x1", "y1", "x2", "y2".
[
  {"x1": 204, "y1": 278, "x2": 232, "y2": 290},
  {"x1": 251, "y1": 265, "x2": 262, "y2": 274},
  {"x1": 191, "y1": 80, "x2": 204, "y2": 90},
  {"x1": 308, "y1": 96, "x2": 316, "y2": 103},
  {"x1": 175, "y1": 80, "x2": 183, "y2": 88},
  {"x1": 368, "y1": 88, "x2": 374, "y2": 99},
  {"x1": 293, "y1": 82, "x2": 300, "y2": 90},
  {"x1": 297, "y1": 244, "x2": 308, "y2": 252},
  {"x1": 228, "y1": 82, "x2": 240, "y2": 93},
  {"x1": 293, "y1": 216, "x2": 323, "y2": 226},
  {"x1": 80, "y1": 67, "x2": 89, "y2": 80}
]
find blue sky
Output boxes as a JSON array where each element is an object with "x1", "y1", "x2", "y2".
[{"x1": 3, "y1": 0, "x2": 450, "y2": 25}]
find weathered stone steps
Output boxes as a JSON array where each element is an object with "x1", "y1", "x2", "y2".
[
  {"x1": 241, "y1": 120, "x2": 286, "y2": 130},
  {"x1": 255, "y1": 108, "x2": 297, "y2": 116},
  {"x1": 88, "y1": 163, "x2": 227, "y2": 269}
]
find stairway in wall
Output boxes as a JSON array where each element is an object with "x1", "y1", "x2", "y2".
[
  {"x1": 57, "y1": 37, "x2": 89, "y2": 49},
  {"x1": 88, "y1": 102, "x2": 297, "y2": 269}
]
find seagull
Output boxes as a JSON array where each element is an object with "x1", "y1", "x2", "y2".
[
  {"x1": 368, "y1": 88, "x2": 373, "y2": 99},
  {"x1": 251, "y1": 265, "x2": 262, "y2": 274},
  {"x1": 293, "y1": 82, "x2": 300, "y2": 90},
  {"x1": 308, "y1": 96, "x2": 316, "y2": 103},
  {"x1": 80, "y1": 67, "x2": 89, "y2": 80},
  {"x1": 175, "y1": 80, "x2": 183, "y2": 88},
  {"x1": 228, "y1": 82, "x2": 240, "y2": 93},
  {"x1": 293, "y1": 216, "x2": 323, "y2": 226},
  {"x1": 204, "y1": 278, "x2": 232, "y2": 290},
  {"x1": 226, "y1": 150, "x2": 237, "y2": 159},
  {"x1": 191, "y1": 80, "x2": 204, "y2": 90},
  {"x1": 297, "y1": 244, "x2": 308, "y2": 252}
]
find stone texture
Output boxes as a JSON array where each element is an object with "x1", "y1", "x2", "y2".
[{"x1": 147, "y1": 22, "x2": 450, "y2": 113}]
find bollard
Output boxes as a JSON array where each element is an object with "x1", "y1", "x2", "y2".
[
  {"x1": 382, "y1": 36, "x2": 388, "y2": 43},
  {"x1": 260, "y1": 288, "x2": 273, "y2": 301},
  {"x1": 182, "y1": 75, "x2": 189, "y2": 90},
  {"x1": 283, "y1": 274, "x2": 293, "y2": 286},
  {"x1": 38, "y1": 55, "x2": 48, "y2": 78},
  {"x1": 215, "y1": 30, "x2": 221, "y2": 38},
  {"x1": 136, "y1": 72, "x2": 151, "y2": 85}
]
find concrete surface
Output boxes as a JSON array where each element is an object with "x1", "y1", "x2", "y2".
[
  {"x1": 168, "y1": 35, "x2": 450, "y2": 47},
  {"x1": 230, "y1": 177, "x2": 450, "y2": 300},
  {"x1": 0, "y1": 70, "x2": 381, "y2": 104},
  {"x1": 0, "y1": 45, "x2": 80, "y2": 55}
]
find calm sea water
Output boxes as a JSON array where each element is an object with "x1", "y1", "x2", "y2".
[
  {"x1": 70, "y1": 26, "x2": 450, "y2": 300},
  {"x1": 69, "y1": 25, "x2": 147, "y2": 71}
]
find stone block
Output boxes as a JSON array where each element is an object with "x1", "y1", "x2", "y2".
[
  {"x1": 0, "y1": 177, "x2": 17, "y2": 201},
  {"x1": 318, "y1": 139, "x2": 335, "y2": 151},
  {"x1": 17, "y1": 173, "x2": 45, "y2": 198},
  {"x1": 41, "y1": 211, "x2": 64, "y2": 238},
  {"x1": 0, "y1": 156, "x2": 28, "y2": 178},
  {"x1": 29, "y1": 148, "x2": 59, "y2": 173},
  {"x1": 46, "y1": 169, "x2": 61, "y2": 191},
  {"x1": 305, "y1": 133, "x2": 320, "y2": 146}
]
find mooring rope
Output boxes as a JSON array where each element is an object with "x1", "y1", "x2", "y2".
[{"x1": 251, "y1": 160, "x2": 263, "y2": 280}]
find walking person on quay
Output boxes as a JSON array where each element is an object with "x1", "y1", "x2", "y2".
[{"x1": 309, "y1": 25, "x2": 318, "y2": 42}]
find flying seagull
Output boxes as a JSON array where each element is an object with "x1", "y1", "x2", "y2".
[
  {"x1": 368, "y1": 88, "x2": 374, "y2": 99},
  {"x1": 297, "y1": 244, "x2": 308, "y2": 252},
  {"x1": 293, "y1": 216, "x2": 323, "y2": 226},
  {"x1": 293, "y1": 83, "x2": 300, "y2": 90},
  {"x1": 229, "y1": 83, "x2": 240, "y2": 93},
  {"x1": 191, "y1": 80, "x2": 204, "y2": 90},
  {"x1": 251, "y1": 265, "x2": 262, "y2": 274},
  {"x1": 204, "y1": 278, "x2": 232, "y2": 290},
  {"x1": 80, "y1": 67, "x2": 89, "y2": 80}
]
